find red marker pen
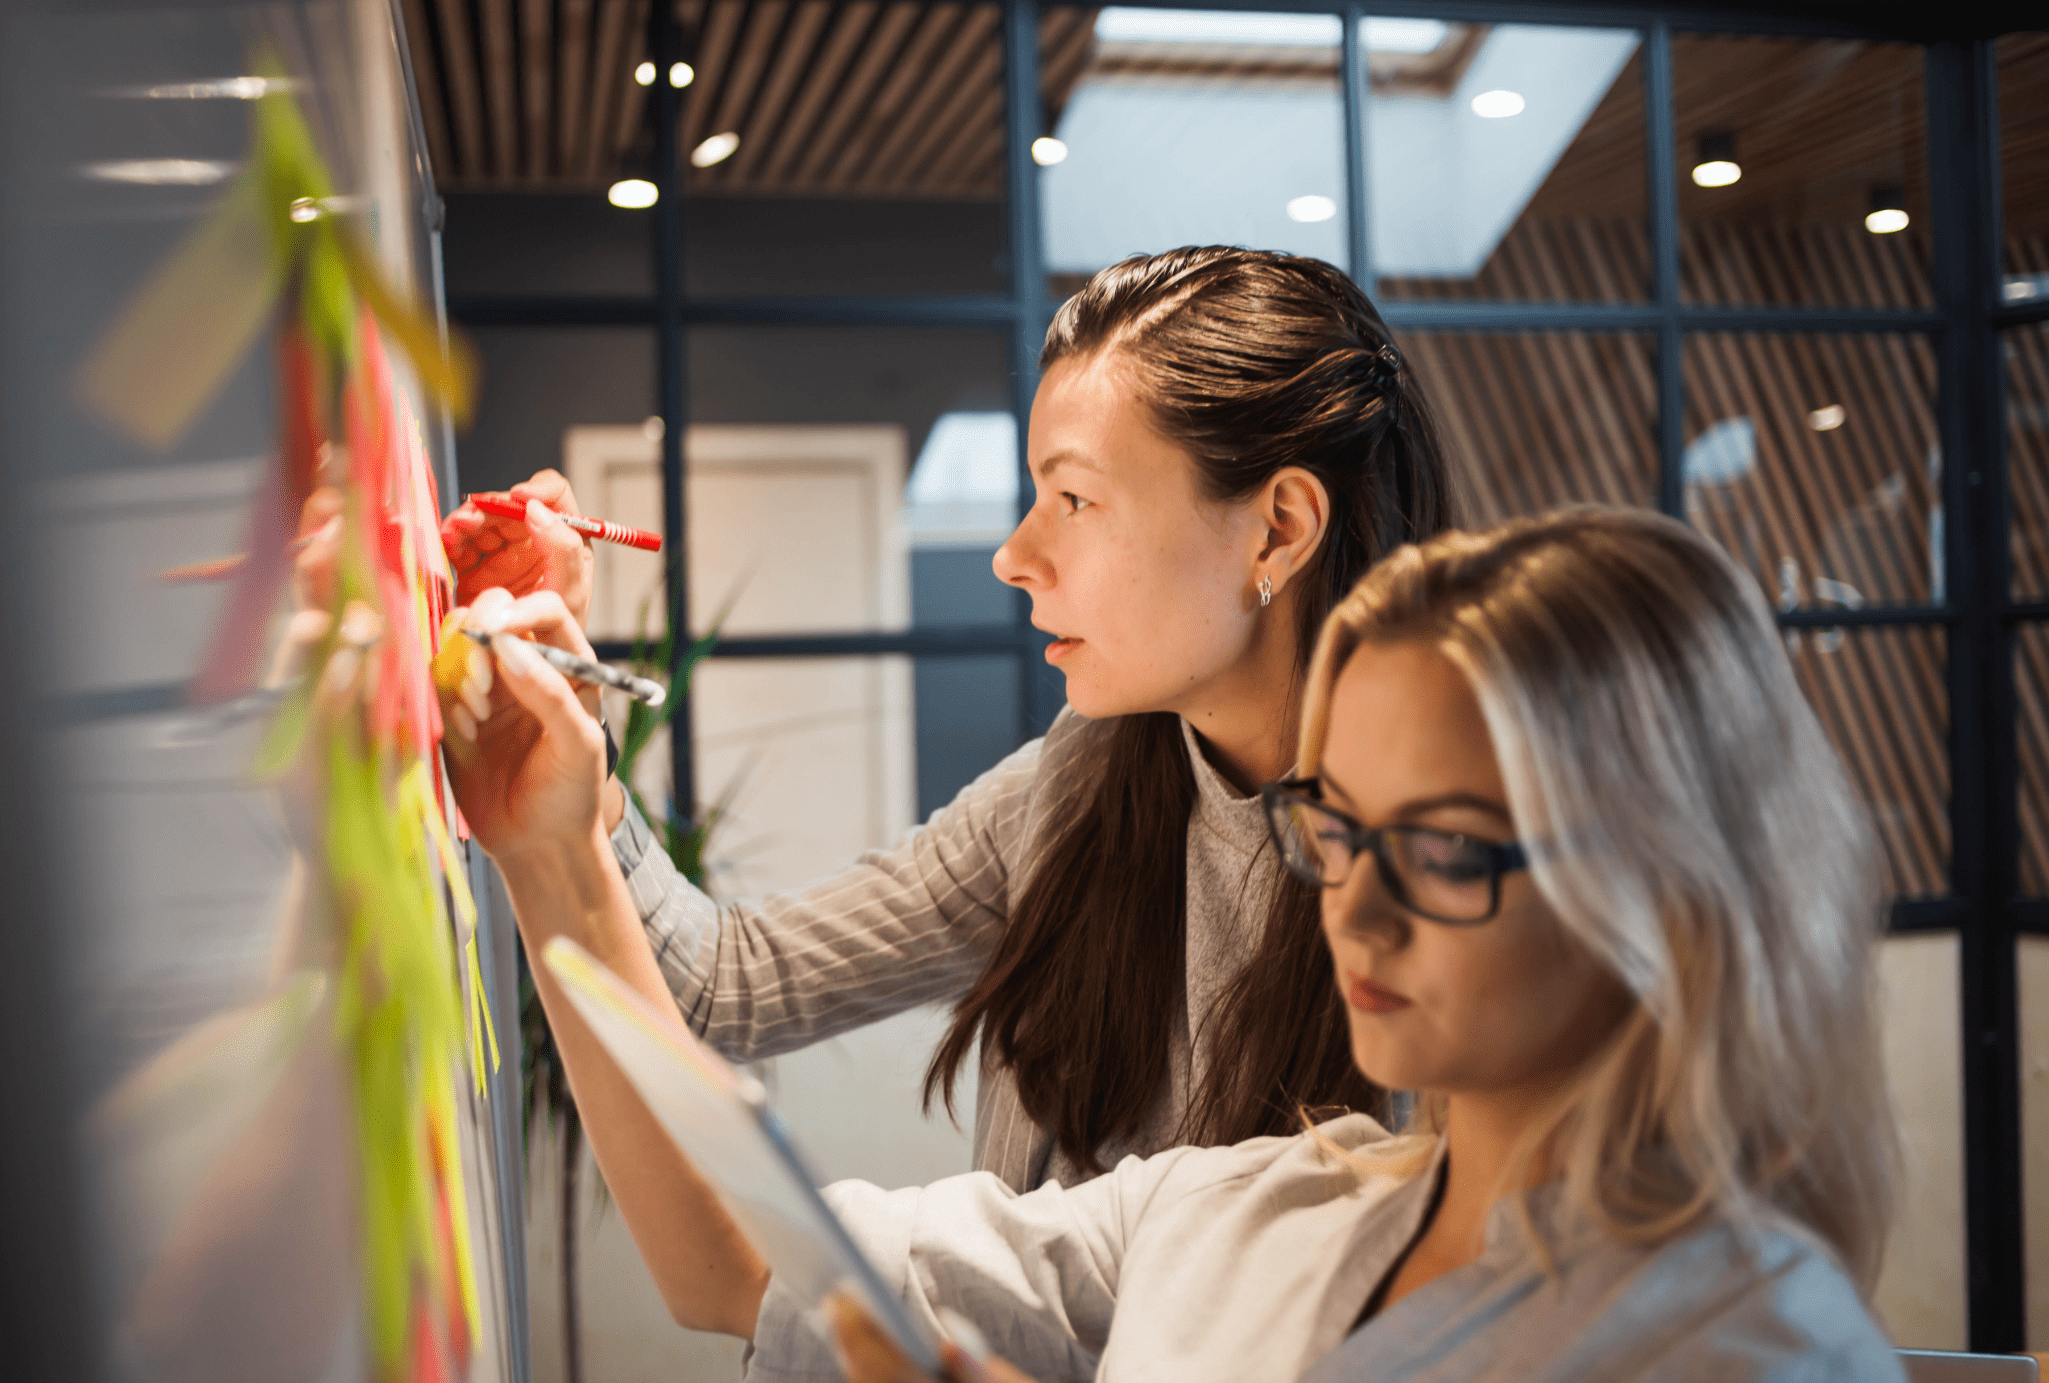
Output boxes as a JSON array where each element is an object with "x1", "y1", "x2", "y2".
[{"x1": 467, "y1": 493, "x2": 663, "y2": 553}]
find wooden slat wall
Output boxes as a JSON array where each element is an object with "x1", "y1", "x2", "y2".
[
  {"x1": 2020, "y1": 626, "x2": 2049, "y2": 897},
  {"x1": 1395, "y1": 330, "x2": 1658, "y2": 522},
  {"x1": 1397, "y1": 321, "x2": 1949, "y2": 898}
]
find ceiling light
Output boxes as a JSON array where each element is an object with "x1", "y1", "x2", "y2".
[
  {"x1": 1691, "y1": 131, "x2": 1740, "y2": 188},
  {"x1": 670, "y1": 62, "x2": 693, "y2": 88},
  {"x1": 80, "y1": 158, "x2": 236, "y2": 185},
  {"x1": 634, "y1": 61, "x2": 655, "y2": 86},
  {"x1": 1865, "y1": 184, "x2": 1908, "y2": 235},
  {"x1": 691, "y1": 131, "x2": 740, "y2": 168},
  {"x1": 1286, "y1": 194, "x2": 1337, "y2": 223},
  {"x1": 1031, "y1": 136, "x2": 1068, "y2": 166},
  {"x1": 1808, "y1": 404, "x2": 1846, "y2": 432},
  {"x1": 1470, "y1": 89, "x2": 1524, "y2": 119},
  {"x1": 608, "y1": 178, "x2": 658, "y2": 208}
]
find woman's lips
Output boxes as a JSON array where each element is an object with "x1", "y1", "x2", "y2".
[
  {"x1": 1044, "y1": 636, "x2": 1082, "y2": 665},
  {"x1": 1345, "y1": 974, "x2": 1412, "y2": 1014}
]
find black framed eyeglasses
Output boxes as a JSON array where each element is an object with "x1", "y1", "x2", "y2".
[{"x1": 1260, "y1": 777, "x2": 1529, "y2": 925}]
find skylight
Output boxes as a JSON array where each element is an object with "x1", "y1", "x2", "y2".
[
  {"x1": 1093, "y1": 8, "x2": 1341, "y2": 48},
  {"x1": 1092, "y1": 10, "x2": 1450, "y2": 53}
]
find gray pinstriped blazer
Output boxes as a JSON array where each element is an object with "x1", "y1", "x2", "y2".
[{"x1": 609, "y1": 707, "x2": 1283, "y2": 1192}]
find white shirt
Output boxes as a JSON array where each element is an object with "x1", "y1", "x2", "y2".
[{"x1": 744, "y1": 1115, "x2": 1904, "y2": 1383}]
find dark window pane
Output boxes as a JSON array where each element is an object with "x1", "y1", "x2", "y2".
[
  {"x1": 1374, "y1": 23, "x2": 1648, "y2": 303},
  {"x1": 443, "y1": 193, "x2": 656, "y2": 299},
  {"x1": 685, "y1": 199, "x2": 1008, "y2": 297},
  {"x1": 914, "y1": 655, "x2": 1024, "y2": 818},
  {"x1": 460, "y1": 327, "x2": 656, "y2": 496},
  {"x1": 1682, "y1": 333, "x2": 1939, "y2": 609},
  {"x1": 2011, "y1": 323, "x2": 2049, "y2": 599},
  {"x1": 1395, "y1": 331, "x2": 1656, "y2": 522},
  {"x1": 1039, "y1": 6, "x2": 1351, "y2": 291},
  {"x1": 914, "y1": 547, "x2": 1012, "y2": 628},
  {"x1": 1998, "y1": 33, "x2": 2049, "y2": 299},
  {"x1": 1674, "y1": 36, "x2": 1931, "y2": 308},
  {"x1": 1789, "y1": 626, "x2": 1948, "y2": 902},
  {"x1": 684, "y1": 1, "x2": 1008, "y2": 296}
]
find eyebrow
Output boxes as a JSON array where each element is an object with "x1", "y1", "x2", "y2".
[
  {"x1": 1033, "y1": 448, "x2": 1106, "y2": 481},
  {"x1": 1319, "y1": 768, "x2": 1514, "y2": 826}
]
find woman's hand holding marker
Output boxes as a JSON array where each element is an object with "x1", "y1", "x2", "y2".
[
  {"x1": 437, "y1": 588, "x2": 610, "y2": 867},
  {"x1": 440, "y1": 468, "x2": 595, "y2": 625}
]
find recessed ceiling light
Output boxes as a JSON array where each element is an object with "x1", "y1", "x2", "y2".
[
  {"x1": 608, "y1": 178, "x2": 658, "y2": 208},
  {"x1": 1691, "y1": 131, "x2": 1740, "y2": 188},
  {"x1": 1808, "y1": 404, "x2": 1846, "y2": 432},
  {"x1": 80, "y1": 158, "x2": 236, "y2": 185},
  {"x1": 1865, "y1": 184, "x2": 1908, "y2": 235},
  {"x1": 634, "y1": 61, "x2": 655, "y2": 86},
  {"x1": 1286, "y1": 194, "x2": 1337, "y2": 223},
  {"x1": 670, "y1": 62, "x2": 694, "y2": 88},
  {"x1": 1470, "y1": 89, "x2": 1524, "y2": 119},
  {"x1": 1031, "y1": 136, "x2": 1068, "y2": 166},
  {"x1": 691, "y1": 132, "x2": 740, "y2": 168}
]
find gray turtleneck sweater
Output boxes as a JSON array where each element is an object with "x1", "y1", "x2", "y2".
[{"x1": 610, "y1": 707, "x2": 1281, "y2": 1191}]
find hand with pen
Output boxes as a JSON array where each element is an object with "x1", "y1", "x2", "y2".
[
  {"x1": 435, "y1": 585, "x2": 613, "y2": 868},
  {"x1": 440, "y1": 468, "x2": 595, "y2": 626}
]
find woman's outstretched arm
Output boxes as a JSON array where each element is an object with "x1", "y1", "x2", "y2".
[{"x1": 451, "y1": 587, "x2": 769, "y2": 1336}]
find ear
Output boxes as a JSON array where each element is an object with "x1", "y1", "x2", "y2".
[{"x1": 1255, "y1": 467, "x2": 1331, "y2": 596}]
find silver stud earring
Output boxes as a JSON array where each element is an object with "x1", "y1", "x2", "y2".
[{"x1": 1258, "y1": 575, "x2": 1273, "y2": 608}]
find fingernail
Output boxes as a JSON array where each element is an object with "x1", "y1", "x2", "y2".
[
  {"x1": 449, "y1": 702, "x2": 477, "y2": 742},
  {"x1": 467, "y1": 644, "x2": 494, "y2": 694},
  {"x1": 460, "y1": 677, "x2": 491, "y2": 723},
  {"x1": 316, "y1": 514, "x2": 341, "y2": 543},
  {"x1": 525, "y1": 498, "x2": 559, "y2": 530}
]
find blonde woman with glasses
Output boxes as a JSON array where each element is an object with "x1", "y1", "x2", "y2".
[{"x1": 472, "y1": 504, "x2": 1904, "y2": 1382}]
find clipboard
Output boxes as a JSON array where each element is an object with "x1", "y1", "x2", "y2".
[{"x1": 541, "y1": 937, "x2": 946, "y2": 1374}]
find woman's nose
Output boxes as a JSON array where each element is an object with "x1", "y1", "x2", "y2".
[
  {"x1": 1328, "y1": 857, "x2": 1412, "y2": 951},
  {"x1": 992, "y1": 508, "x2": 1047, "y2": 589}
]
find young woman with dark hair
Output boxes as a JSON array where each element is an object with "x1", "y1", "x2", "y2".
[{"x1": 443, "y1": 246, "x2": 1459, "y2": 1195}]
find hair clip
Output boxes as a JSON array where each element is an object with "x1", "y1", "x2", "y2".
[{"x1": 1365, "y1": 342, "x2": 1404, "y2": 397}]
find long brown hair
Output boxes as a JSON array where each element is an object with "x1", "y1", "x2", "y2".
[{"x1": 925, "y1": 247, "x2": 1459, "y2": 1171}]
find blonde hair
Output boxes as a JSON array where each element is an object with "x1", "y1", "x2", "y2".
[{"x1": 1300, "y1": 506, "x2": 1898, "y2": 1287}]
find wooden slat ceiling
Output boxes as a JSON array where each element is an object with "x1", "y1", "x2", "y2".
[
  {"x1": 401, "y1": 3, "x2": 1489, "y2": 195},
  {"x1": 404, "y1": 0, "x2": 1100, "y2": 195}
]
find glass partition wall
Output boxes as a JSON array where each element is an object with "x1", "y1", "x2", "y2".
[{"x1": 435, "y1": 1, "x2": 2048, "y2": 1358}]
